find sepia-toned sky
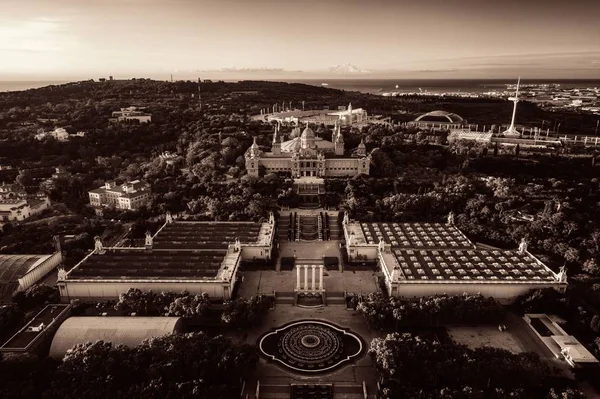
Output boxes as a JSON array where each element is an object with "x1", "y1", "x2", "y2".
[{"x1": 1, "y1": 0, "x2": 599, "y2": 79}]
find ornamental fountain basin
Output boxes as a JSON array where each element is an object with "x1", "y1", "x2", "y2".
[{"x1": 258, "y1": 320, "x2": 363, "y2": 373}]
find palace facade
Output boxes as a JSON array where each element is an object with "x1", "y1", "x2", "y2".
[{"x1": 245, "y1": 123, "x2": 370, "y2": 178}]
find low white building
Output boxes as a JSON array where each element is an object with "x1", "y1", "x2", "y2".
[
  {"x1": 524, "y1": 314, "x2": 599, "y2": 367},
  {"x1": 111, "y1": 107, "x2": 152, "y2": 123},
  {"x1": 0, "y1": 197, "x2": 50, "y2": 222},
  {"x1": 88, "y1": 180, "x2": 151, "y2": 210},
  {"x1": 35, "y1": 127, "x2": 70, "y2": 142}
]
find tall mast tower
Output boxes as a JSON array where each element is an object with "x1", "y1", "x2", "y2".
[{"x1": 503, "y1": 77, "x2": 521, "y2": 137}]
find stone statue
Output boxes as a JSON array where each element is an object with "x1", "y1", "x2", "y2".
[
  {"x1": 447, "y1": 211, "x2": 455, "y2": 225},
  {"x1": 57, "y1": 267, "x2": 68, "y2": 281},
  {"x1": 558, "y1": 266, "x2": 568, "y2": 283},
  {"x1": 518, "y1": 238, "x2": 528, "y2": 254},
  {"x1": 145, "y1": 231, "x2": 153, "y2": 248},
  {"x1": 94, "y1": 236, "x2": 103, "y2": 252}
]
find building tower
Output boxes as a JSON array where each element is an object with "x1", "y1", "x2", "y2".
[
  {"x1": 245, "y1": 137, "x2": 260, "y2": 177},
  {"x1": 272, "y1": 123, "x2": 281, "y2": 156},
  {"x1": 334, "y1": 124, "x2": 345, "y2": 156},
  {"x1": 503, "y1": 77, "x2": 521, "y2": 137},
  {"x1": 357, "y1": 138, "x2": 366, "y2": 157},
  {"x1": 347, "y1": 103, "x2": 353, "y2": 126}
]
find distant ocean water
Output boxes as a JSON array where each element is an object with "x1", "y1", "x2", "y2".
[
  {"x1": 1, "y1": 79, "x2": 599, "y2": 94},
  {"x1": 289, "y1": 79, "x2": 600, "y2": 94}
]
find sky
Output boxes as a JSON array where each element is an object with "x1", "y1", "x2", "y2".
[{"x1": 0, "y1": 0, "x2": 599, "y2": 80}]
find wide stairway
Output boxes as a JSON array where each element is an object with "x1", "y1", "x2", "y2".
[
  {"x1": 327, "y1": 212, "x2": 341, "y2": 240},
  {"x1": 299, "y1": 215, "x2": 318, "y2": 241}
]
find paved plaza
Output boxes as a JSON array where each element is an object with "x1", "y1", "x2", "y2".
[
  {"x1": 238, "y1": 304, "x2": 380, "y2": 394},
  {"x1": 237, "y1": 270, "x2": 379, "y2": 297},
  {"x1": 279, "y1": 240, "x2": 341, "y2": 260}
]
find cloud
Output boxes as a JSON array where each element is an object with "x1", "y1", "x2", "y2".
[{"x1": 0, "y1": 17, "x2": 78, "y2": 53}]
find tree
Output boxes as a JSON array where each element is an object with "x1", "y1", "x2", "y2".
[
  {"x1": 590, "y1": 315, "x2": 600, "y2": 333},
  {"x1": 49, "y1": 333, "x2": 258, "y2": 399},
  {"x1": 221, "y1": 295, "x2": 271, "y2": 328},
  {"x1": 12, "y1": 284, "x2": 60, "y2": 311},
  {"x1": 165, "y1": 292, "x2": 211, "y2": 318}
]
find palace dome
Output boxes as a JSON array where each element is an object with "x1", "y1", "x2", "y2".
[
  {"x1": 300, "y1": 127, "x2": 316, "y2": 140},
  {"x1": 415, "y1": 110, "x2": 464, "y2": 124}
]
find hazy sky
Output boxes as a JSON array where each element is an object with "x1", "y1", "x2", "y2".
[{"x1": 1, "y1": 0, "x2": 599, "y2": 79}]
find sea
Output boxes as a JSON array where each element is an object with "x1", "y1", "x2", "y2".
[
  {"x1": 289, "y1": 79, "x2": 600, "y2": 94},
  {"x1": 1, "y1": 79, "x2": 599, "y2": 94}
]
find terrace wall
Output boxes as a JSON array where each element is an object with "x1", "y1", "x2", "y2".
[
  {"x1": 241, "y1": 245, "x2": 272, "y2": 261},
  {"x1": 59, "y1": 280, "x2": 231, "y2": 302},
  {"x1": 347, "y1": 244, "x2": 378, "y2": 261},
  {"x1": 393, "y1": 281, "x2": 566, "y2": 304}
]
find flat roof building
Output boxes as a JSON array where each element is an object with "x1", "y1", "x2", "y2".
[
  {"x1": 0, "y1": 304, "x2": 71, "y2": 356},
  {"x1": 57, "y1": 213, "x2": 276, "y2": 301},
  {"x1": 524, "y1": 314, "x2": 599, "y2": 367},
  {"x1": 342, "y1": 214, "x2": 567, "y2": 302}
]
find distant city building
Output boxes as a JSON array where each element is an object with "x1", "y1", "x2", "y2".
[
  {"x1": 57, "y1": 213, "x2": 276, "y2": 301},
  {"x1": 0, "y1": 183, "x2": 26, "y2": 200},
  {"x1": 245, "y1": 122, "x2": 370, "y2": 178},
  {"x1": 35, "y1": 127, "x2": 70, "y2": 142},
  {"x1": 88, "y1": 180, "x2": 151, "y2": 210},
  {"x1": 408, "y1": 110, "x2": 465, "y2": 131},
  {"x1": 0, "y1": 198, "x2": 50, "y2": 222},
  {"x1": 111, "y1": 106, "x2": 152, "y2": 123},
  {"x1": 342, "y1": 214, "x2": 567, "y2": 302},
  {"x1": 263, "y1": 103, "x2": 369, "y2": 126},
  {"x1": 158, "y1": 151, "x2": 181, "y2": 166}
]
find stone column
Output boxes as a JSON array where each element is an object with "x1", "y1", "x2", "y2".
[
  {"x1": 319, "y1": 265, "x2": 324, "y2": 291},
  {"x1": 296, "y1": 266, "x2": 300, "y2": 290},
  {"x1": 304, "y1": 265, "x2": 308, "y2": 292},
  {"x1": 311, "y1": 265, "x2": 316, "y2": 291}
]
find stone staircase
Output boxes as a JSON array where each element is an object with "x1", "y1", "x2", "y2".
[
  {"x1": 299, "y1": 215, "x2": 318, "y2": 241},
  {"x1": 278, "y1": 213, "x2": 292, "y2": 242},
  {"x1": 328, "y1": 212, "x2": 341, "y2": 240}
]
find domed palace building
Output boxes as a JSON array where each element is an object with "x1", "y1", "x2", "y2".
[{"x1": 245, "y1": 122, "x2": 370, "y2": 178}]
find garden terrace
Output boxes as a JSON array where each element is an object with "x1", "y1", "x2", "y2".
[
  {"x1": 357, "y1": 222, "x2": 473, "y2": 249},
  {"x1": 152, "y1": 221, "x2": 262, "y2": 250},
  {"x1": 390, "y1": 248, "x2": 555, "y2": 282},
  {"x1": 67, "y1": 249, "x2": 228, "y2": 280}
]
